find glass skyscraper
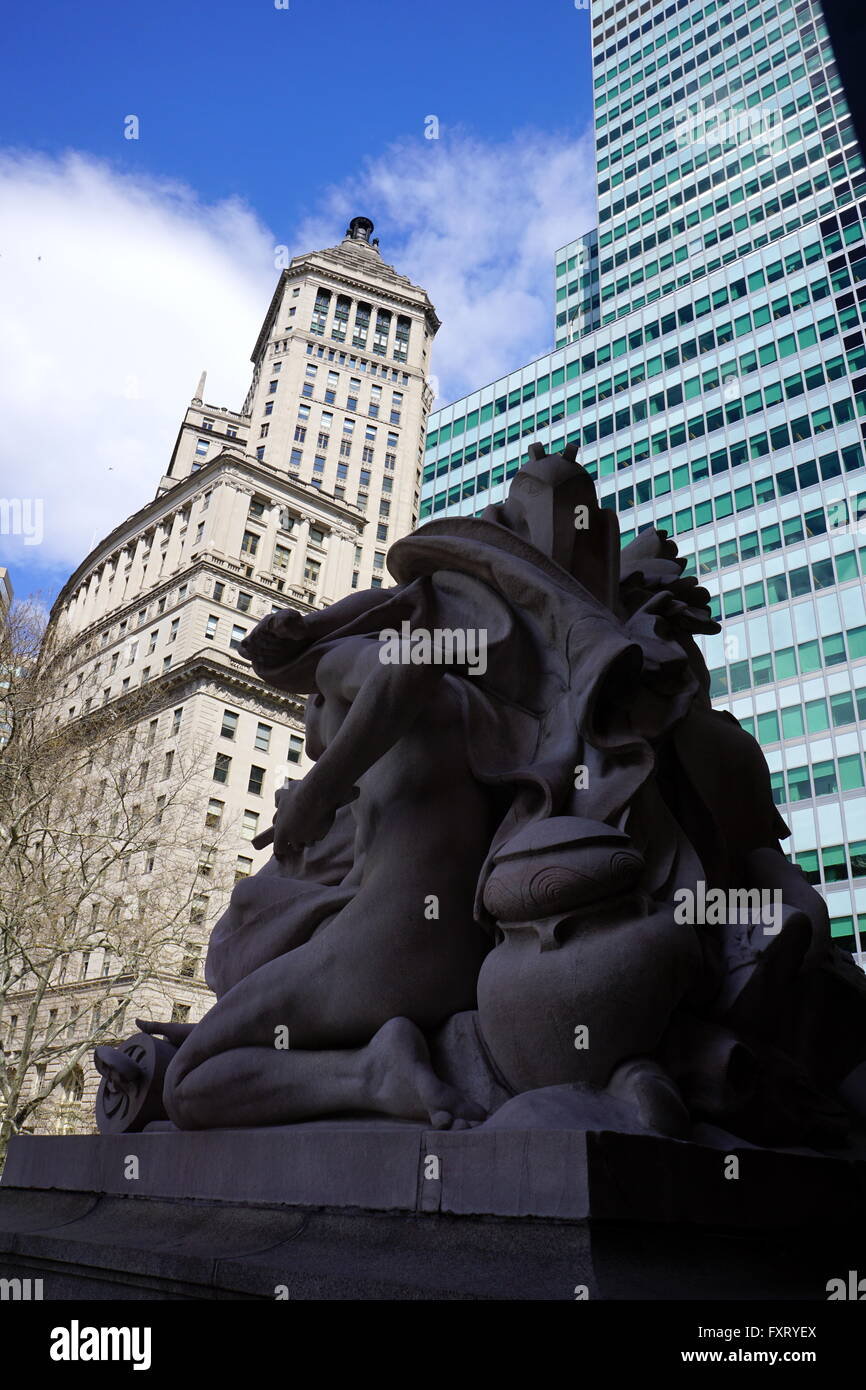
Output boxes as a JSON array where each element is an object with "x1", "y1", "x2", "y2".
[{"x1": 421, "y1": 0, "x2": 866, "y2": 966}]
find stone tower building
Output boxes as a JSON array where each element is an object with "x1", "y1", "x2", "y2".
[{"x1": 5, "y1": 220, "x2": 438, "y2": 1134}]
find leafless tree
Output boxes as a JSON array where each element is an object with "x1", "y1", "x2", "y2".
[{"x1": 0, "y1": 601, "x2": 231, "y2": 1163}]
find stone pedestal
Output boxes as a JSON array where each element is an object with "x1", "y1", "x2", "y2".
[{"x1": 1, "y1": 1125, "x2": 864, "y2": 1299}]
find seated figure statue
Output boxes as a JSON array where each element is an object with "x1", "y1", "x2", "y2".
[{"x1": 95, "y1": 443, "x2": 866, "y2": 1148}]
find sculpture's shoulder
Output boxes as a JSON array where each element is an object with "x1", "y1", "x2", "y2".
[{"x1": 315, "y1": 632, "x2": 384, "y2": 700}]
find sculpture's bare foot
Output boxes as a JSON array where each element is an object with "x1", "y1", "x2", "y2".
[
  {"x1": 366, "y1": 1017, "x2": 487, "y2": 1129},
  {"x1": 607, "y1": 1056, "x2": 690, "y2": 1138},
  {"x1": 135, "y1": 1018, "x2": 195, "y2": 1047}
]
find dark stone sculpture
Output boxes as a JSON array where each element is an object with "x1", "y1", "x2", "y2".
[{"x1": 95, "y1": 444, "x2": 866, "y2": 1150}]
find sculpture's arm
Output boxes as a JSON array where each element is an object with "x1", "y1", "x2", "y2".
[
  {"x1": 239, "y1": 587, "x2": 394, "y2": 690},
  {"x1": 272, "y1": 639, "x2": 450, "y2": 853}
]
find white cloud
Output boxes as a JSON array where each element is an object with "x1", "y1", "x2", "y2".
[
  {"x1": 294, "y1": 127, "x2": 597, "y2": 406},
  {"x1": 0, "y1": 150, "x2": 274, "y2": 582},
  {"x1": 0, "y1": 128, "x2": 595, "y2": 593}
]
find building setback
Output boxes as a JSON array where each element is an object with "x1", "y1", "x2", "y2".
[{"x1": 422, "y1": 0, "x2": 866, "y2": 967}]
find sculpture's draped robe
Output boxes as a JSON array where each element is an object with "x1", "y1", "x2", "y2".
[{"x1": 206, "y1": 512, "x2": 758, "y2": 998}]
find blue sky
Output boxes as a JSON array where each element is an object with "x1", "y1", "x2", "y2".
[{"x1": 0, "y1": 0, "x2": 596, "y2": 602}]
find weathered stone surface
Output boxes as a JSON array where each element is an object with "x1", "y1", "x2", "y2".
[
  {"x1": 5, "y1": 1125, "x2": 866, "y2": 1225},
  {"x1": 2, "y1": 1125, "x2": 865, "y2": 1299},
  {"x1": 3, "y1": 1126, "x2": 423, "y2": 1211}
]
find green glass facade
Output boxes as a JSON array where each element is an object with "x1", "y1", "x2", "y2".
[{"x1": 421, "y1": 0, "x2": 866, "y2": 962}]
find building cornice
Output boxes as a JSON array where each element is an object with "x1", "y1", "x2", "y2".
[
  {"x1": 160, "y1": 649, "x2": 308, "y2": 721},
  {"x1": 250, "y1": 271, "x2": 289, "y2": 363},
  {"x1": 53, "y1": 451, "x2": 365, "y2": 620},
  {"x1": 50, "y1": 558, "x2": 306, "y2": 658},
  {"x1": 291, "y1": 254, "x2": 439, "y2": 320},
  {"x1": 250, "y1": 257, "x2": 440, "y2": 363},
  {"x1": 68, "y1": 648, "x2": 308, "y2": 734}
]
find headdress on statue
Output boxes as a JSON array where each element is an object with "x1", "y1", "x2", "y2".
[{"x1": 482, "y1": 441, "x2": 620, "y2": 608}]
